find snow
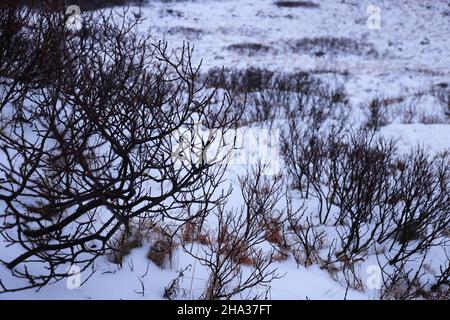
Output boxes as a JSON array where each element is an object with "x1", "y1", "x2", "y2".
[
  {"x1": 380, "y1": 124, "x2": 450, "y2": 154},
  {"x1": 1, "y1": 0, "x2": 449, "y2": 300}
]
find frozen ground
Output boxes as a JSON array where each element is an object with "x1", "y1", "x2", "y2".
[{"x1": 0, "y1": 0, "x2": 449, "y2": 299}]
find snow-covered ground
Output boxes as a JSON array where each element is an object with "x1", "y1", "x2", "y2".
[{"x1": 1, "y1": 0, "x2": 449, "y2": 300}]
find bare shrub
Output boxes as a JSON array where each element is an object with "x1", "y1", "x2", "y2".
[
  {"x1": 182, "y1": 164, "x2": 284, "y2": 299},
  {"x1": 0, "y1": 5, "x2": 239, "y2": 293},
  {"x1": 147, "y1": 238, "x2": 174, "y2": 268},
  {"x1": 280, "y1": 125, "x2": 327, "y2": 199},
  {"x1": 181, "y1": 220, "x2": 211, "y2": 245},
  {"x1": 282, "y1": 77, "x2": 350, "y2": 132},
  {"x1": 227, "y1": 43, "x2": 271, "y2": 56},
  {"x1": 238, "y1": 164, "x2": 285, "y2": 238},
  {"x1": 328, "y1": 133, "x2": 397, "y2": 256},
  {"x1": 364, "y1": 97, "x2": 390, "y2": 130},
  {"x1": 282, "y1": 122, "x2": 449, "y2": 267},
  {"x1": 289, "y1": 37, "x2": 378, "y2": 57},
  {"x1": 203, "y1": 67, "x2": 274, "y2": 93},
  {"x1": 108, "y1": 226, "x2": 144, "y2": 266},
  {"x1": 3, "y1": 0, "x2": 146, "y2": 11},
  {"x1": 341, "y1": 263, "x2": 365, "y2": 295},
  {"x1": 328, "y1": 140, "x2": 448, "y2": 263},
  {"x1": 164, "y1": 265, "x2": 191, "y2": 300},
  {"x1": 397, "y1": 103, "x2": 417, "y2": 124},
  {"x1": 284, "y1": 200, "x2": 326, "y2": 267},
  {"x1": 167, "y1": 26, "x2": 204, "y2": 40},
  {"x1": 311, "y1": 68, "x2": 350, "y2": 78},
  {"x1": 203, "y1": 68, "x2": 350, "y2": 128},
  {"x1": 380, "y1": 150, "x2": 450, "y2": 265},
  {"x1": 429, "y1": 256, "x2": 450, "y2": 299},
  {"x1": 379, "y1": 255, "x2": 429, "y2": 300},
  {"x1": 263, "y1": 217, "x2": 284, "y2": 245},
  {"x1": 378, "y1": 248, "x2": 450, "y2": 300},
  {"x1": 183, "y1": 206, "x2": 281, "y2": 300},
  {"x1": 213, "y1": 69, "x2": 278, "y2": 125},
  {"x1": 432, "y1": 86, "x2": 450, "y2": 119}
]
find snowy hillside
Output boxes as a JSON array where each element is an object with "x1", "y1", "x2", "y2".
[{"x1": 0, "y1": 0, "x2": 449, "y2": 300}]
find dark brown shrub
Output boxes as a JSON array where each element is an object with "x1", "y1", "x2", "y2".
[
  {"x1": 147, "y1": 239, "x2": 173, "y2": 268},
  {"x1": 274, "y1": 1, "x2": 320, "y2": 9}
]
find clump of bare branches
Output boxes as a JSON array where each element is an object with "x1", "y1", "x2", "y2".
[
  {"x1": 203, "y1": 67, "x2": 349, "y2": 129},
  {"x1": 284, "y1": 200, "x2": 326, "y2": 267},
  {"x1": 281, "y1": 111, "x2": 449, "y2": 298},
  {"x1": 378, "y1": 255, "x2": 430, "y2": 300},
  {"x1": 167, "y1": 26, "x2": 204, "y2": 40},
  {"x1": 1, "y1": 0, "x2": 146, "y2": 11},
  {"x1": 108, "y1": 225, "x2": 144, "y2": 266},
  {"x1": 164, "y1": 265, "x2": 192, "y2": 300},
  {"x1": 432, "y1": 85, "x2": 450, "y2": 119},
  {"x1": 377, "y1": 247, "x2": 450, "y2": 300},
  {"x1": 203, "y1": 67, "x2": 275, "y2": 93},
  {"x1": 147, "y1": 238, "x2": 174, "y2": 268},
  {"x1": 0, "y1": 4, "x2": 241, "y2": 293},
  {"x1": 289, "y1": 37, "x2": 378, "y2": 57},
  {"x1": 280, "y1": 74, "x2": 349, "y2": 132},
  {"x1": 429, "y1": 255, "x2": 450, "y2": 299},
  {"x1": 226, "y1": 43, "x2": 271, "y2": 56},
  {"x1": 364, "y1": 97, "x2": 390, "y2": 130},
  {"x1": 283, "y1": 120, "x2": 449, "y2": 257},
  {"x1": 182, "y1": 164, "x2": 284, "y2": 300}
]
